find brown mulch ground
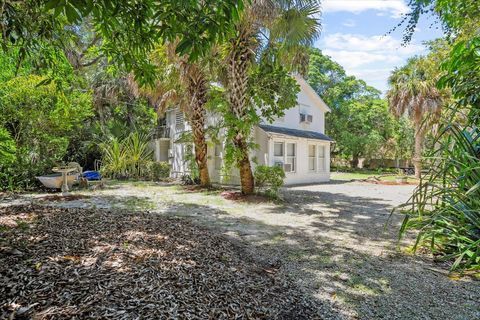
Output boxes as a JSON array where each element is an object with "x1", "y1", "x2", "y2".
[
  {"x1": 362, "y1": 177, "x2": 418, "y2": 186},
  {"x1": 220, "y1": 191, "x2": 272, "y2": 204},
  {"x1": 0, "y1": 205, "x2": 322, "y2": 319}
]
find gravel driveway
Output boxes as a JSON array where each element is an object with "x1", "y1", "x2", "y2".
[{"x1": 3, "y1": 180, "x2": 479, "y2": 319}]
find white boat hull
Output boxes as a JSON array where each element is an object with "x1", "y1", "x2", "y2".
[{"x1": 37, "y1": 174, "x2": 75, "y2": 189}]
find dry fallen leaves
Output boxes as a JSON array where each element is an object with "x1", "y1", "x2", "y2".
[{"x1": 1, "y1": 205, "x2": 322, "y2": 319}]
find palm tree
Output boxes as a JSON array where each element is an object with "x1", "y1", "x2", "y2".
[
  {"x1": 140, "y1": 44, "x2": 212, "y2": 187},
  {"x1": 224, "y1": 0, "x2": 321, "y2": 194},
  {"x1": 387, "y1": 57, "x2": 445, "y2": 178}
]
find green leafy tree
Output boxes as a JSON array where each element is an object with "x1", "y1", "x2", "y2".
[
  {"x1": 307, "y1": 49, "x2": 393, "y2": 163},
  {"x1": 337, "y1": 99, "x2": 394, "y2": 167},
  {"x1": 0, "y1": 127, "x2": 16, "y2": 165},
  {"x1": 0, "y1": 75, "x2": 93, "y2": 189},
  {"x1": 392, "y1": 117, "x2": 414, "y2": 161},
  {"x1": 1, "y1": 0, "x2": 243, "y2": 82}
]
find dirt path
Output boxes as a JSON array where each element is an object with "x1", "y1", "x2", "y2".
[{"x1": 3, "y1": 180, "x2": 479, "y2": 319}]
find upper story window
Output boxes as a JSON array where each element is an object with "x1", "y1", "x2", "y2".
[
  {"x1": 299, "y1": 104, "x2": 313, "y2": 124},
  {"x1": 300, "y1": 113, "x2": 313, "y2": 124},
  {"x1": 175, "y1": 110, "x2": 185, "y2": 131}
]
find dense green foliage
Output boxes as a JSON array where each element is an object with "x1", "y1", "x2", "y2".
[
  {"x1": 148, "y1": 161, "x2": 171, "y2": 181},
  {"x1": 399, "y1": 123, "x2": 479, "y2": 271},
  {"x1": 0, "y1": 74, "x2": 92, "y2": 189},
  {"x1": 396, "y1": 0, "x2": 480, "y2": 271},
  {"x1": 307, "y1": 48, "x2": 414, "y2": 166},
  {"x1": 0, "y1": 44, "x2": 157, "y2": 190},
  {"x1": 254, "y1": 165, "x2": 286, "y2": 198},
  {"x1": 336, "y1": 99, "x2": 395, "y2": 166},
  {"x1": 1, "y1": 0, "x2": 243, "y2": 83},
  {"x1": 100, "y1": 132, "x2": 154, "y2": 179},
  {"x1": 0, "y1": 127, "x2": 16, "y2": 166}
]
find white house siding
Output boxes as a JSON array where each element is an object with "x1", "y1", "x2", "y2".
[
  {"x1": 269, "y1": 98, "x2": 325, "y2": 134},
  {"x1": 265, "y1": 134, "x2": 331, "y2": 185},
  {"x1": 154, "y1": 74, "x2": 332, "y2": 185},
  {"x1": 254, "y1": 127, "x2": 270, "y2": 166}
]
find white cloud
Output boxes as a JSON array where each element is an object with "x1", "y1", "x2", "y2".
[
  {"x1": 350, "y1": 68, "x2": 394, "y2": 82},
  {"x1": 319, "y1": 33, "x2": 426, "y2": 92},
  {"x1": 323, "y1": 49, "x2": 402, "y2": 69},
  {"x1": 323, "y1": 33, "x2": 423, "y2": 55},
  {"x1": 322, "y1": 0, "x2": 410, "y2": 18},
  {"x1": 342, "y1": 19, "x2": 356, "y2": 27}
]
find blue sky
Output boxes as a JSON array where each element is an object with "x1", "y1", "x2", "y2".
[{"x1": 315, "y1": 0, "x2": 444, "y2": 92}]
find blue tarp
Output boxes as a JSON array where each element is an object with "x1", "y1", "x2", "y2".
[{"x1": 82, "y1": 171, "x2": 102, "y2": 181}]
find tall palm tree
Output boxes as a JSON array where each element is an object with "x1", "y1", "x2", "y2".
[
  {"x1": 224, "y1": 0, "x2": 321, "y2": 194},
  {"x1": 141, "y1": 44, "x2": 212, "y2": 187},
  {"x1": 387, "y1": 57, "x2": 445, "y2": 178}
]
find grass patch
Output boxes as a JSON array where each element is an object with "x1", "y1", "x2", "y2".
[
  {"x1": 16, "y1": 220, "x2": 30, "y2": 230},
  {"x1": 120, "y1": 197, "x2": 156, "y2": 211}
]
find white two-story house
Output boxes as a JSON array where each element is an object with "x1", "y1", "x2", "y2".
[{"x1": 152, "y1": 74, "x2": 333, "y2": 185}]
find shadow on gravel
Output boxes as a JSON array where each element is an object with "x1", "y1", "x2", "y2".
[
  {"x1": 159, "y1": 189, "x2": 480, "y2": 320},
  {"x1": 12, "y1": 183, "x2": 479, "y2": 320}
]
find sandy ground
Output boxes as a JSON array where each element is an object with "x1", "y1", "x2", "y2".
[{"x1": 2, "y1": 180, "x2": 479, "y2": 319}]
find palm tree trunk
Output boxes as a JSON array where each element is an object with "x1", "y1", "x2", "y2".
[
  {"x1": 226, "y1": 28, "x2": 256, "y2": 194},
  {"x1": 185, "y1": 65, "x2": 210, "y2": 187},
  {"x1": 235, "y1": 134, "x2": 254, "y2": 194},
  {"x1": 413, "y1": 121, "x2": 424, "y2": 179}
]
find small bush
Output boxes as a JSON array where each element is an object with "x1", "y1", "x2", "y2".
[
  {"x1": 100, "y1": 132, "x2": 153, "y2": 179},
  {"x1": 148, "y1": 161, "x2": 170, "y2": 181},
  {"x1": 254, "y1": 165, "x2": 285, "y2": 198}
]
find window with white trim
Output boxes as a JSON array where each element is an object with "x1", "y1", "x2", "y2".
[
  {"x1": 273, "y1": 142, "x2": 284, "y2": 167},
  {"x1": 308, "y1": 145, "x2": 316, "y2": 171},
  {"x1": 318, "y1": 145, "x2": 326, "y2": 172},
  {"x1": 214, "y1": 144, "x2": 222, "y2": 170},
  {"x1": 274, "y1": 142, "x2": 284, "y2": 157},
  {"x1": 285, "y1": 143, "x2": 296, "y2": 172}
]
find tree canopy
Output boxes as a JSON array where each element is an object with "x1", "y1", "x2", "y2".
[{"x1": 1, "y1": 0, "x2": 243, "y2": 82}]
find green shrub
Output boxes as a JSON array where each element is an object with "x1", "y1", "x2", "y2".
[
  {"x1": 254, "y1": 165, "x2": 285, "y2": 198},
  {"x1": 0, "y1": 75, "x2": 93, "y2": 190},
  {"x1": 147, "y1": 161, "x2": 170, "y2": 181},
  {"x1": 100, "y1": 132, "x2": 153, "y2": 179},
  {"x1": 396, "y1": 123, "x2": 480, "y2": 271},
  {"x1": 0, "y1": 127, "x2": 16, "y2": 166}
]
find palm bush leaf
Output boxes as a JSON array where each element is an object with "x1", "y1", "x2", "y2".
[{"x1": 395, "y1": 114, "x2": 480, "y2": 271}]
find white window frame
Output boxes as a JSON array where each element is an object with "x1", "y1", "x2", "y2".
[
  {"x1": 214, "y1": 144, "x2": 222, "y2": 170},
  {"x1": 317, "y1": 145, "x2": 326, "y2": 172},
  {"x1": 273, "y1": 142, "x2": 284, "y2": 157},
  {"x1": 272, "y1": 141, "x2": 296, "y2": 173},
  {"x1": 308, "y1": 144, "x2": 316, "y2": 172},
  {"x1": 285, "y1": 143, "x2": 296, "y2": 173}
]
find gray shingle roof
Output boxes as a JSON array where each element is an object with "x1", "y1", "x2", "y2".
[{"x1": 258, "y1": 124, "x2": 334, "y2": 142}]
